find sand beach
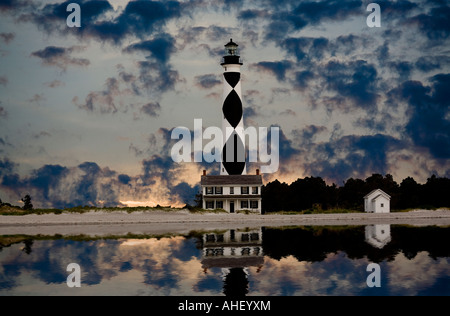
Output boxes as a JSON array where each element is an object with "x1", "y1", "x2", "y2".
[{"x1": 0, "y1": 209, "x2": 449, "y2": 236}]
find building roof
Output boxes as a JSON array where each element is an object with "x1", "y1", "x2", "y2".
[
  {"x1": 201, "y1": 175, "x2": 263, "y2": 186},
  {"x1": 364, "y1": 188, "x2": 391, "y2": 200}
]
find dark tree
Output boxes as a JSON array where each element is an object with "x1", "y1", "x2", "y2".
[
  {"x1": 422, "y1": 175, "x2": 450, "y2": 208},
  {"x1": 21, "y1": 195, "x2": 33, "y2": 211},
  {"x1": 289, "y1": 177, "x2": 329, "y2": 211},
  {"x1": 194, "y1": 191, "x2": 203, "y2": 208},
  {"x1": 262, "y1": 180, "x2": 289, "y2": 212},
  {"x1": 398, "y1": 177, "x2": 422, "y2": 209},
  {"x1": 338, "y1": 178, "x2": 366, "y2": 210}
]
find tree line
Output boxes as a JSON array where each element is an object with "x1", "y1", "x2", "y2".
[{"x1": 261, "y1": 174, "x2": 450, "y2": 213}]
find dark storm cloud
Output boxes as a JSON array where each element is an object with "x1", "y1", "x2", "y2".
[
  {"x1": 303, "y1": 134, "x2": 404, "y2": 184},
  {"x1": 292, "y1": 125, "x2": 327, "y2": 146},
  {"x1": 118, "y1": 174, "x2": 131, "y2": 185},
  {"x1": 0, "y1": 158, "x2": 15, "y2": 177},
  {"x1": 31, "y1": 46, "x2": 90, "y2": 71},
  {"x1": 319, "y1": 60, "x2": 380, "y2": 112},
  {"x1": 258, "y1": 0, "x2": 363, "y2": 41},
  {"x1": 281, "y1": 37, "x2": 330, "y2": 64},
  {"x1": 137, "y1": 60, "x2": 180, "y2": 94},
  {"x1": 194, "y1": 74, "x2": 221, "y2": 89},
  {"x1": 237, "y1": 9, "x2": 269, "y2": 20},
  {"x1": 252, "y1": 60, "x2": 293, "y2": 81},
  {"x1": 28, "y1": 164, "x2": 69, "y2": 201},
  {"x1": 292, "y1": 70, "x2": 315, "y2": 90},
  {"x1": 140, "y1": 102, "x2": 161, "y2": 117},
  {"x1": 388, "y1": 73, "x2": 450, "y2": 159},
  {"x1": 415, "y1": 56, "x2": 448, "y2": 72},
  {"x1": 22, "y1": 0, "x2": 112, "y2": 35},
  {"x1": 123, "y1": 34, "x2": 176, "y2": 63},
  {"x1": 388, "y1": 61, "x2": 414, "y2": 80},
  {"x1": 407, "y1": 5, "x2": 450, "y2": 40},
  {"x1": 0, "y1": 0, "x2": 31, "y2": 12},
  {"x1": 0, "y1": 159, "x2": 124, "y2": 208},
  {"x1": 172, "y1": 182, "x2": 201, "y2": 205},
  {"x1": 19, "y1": 0, "x2": 181, "y2": 45}
]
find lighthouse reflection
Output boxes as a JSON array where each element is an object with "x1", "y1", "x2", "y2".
[{"x1": 199, "y1": 228, "x2": 264, "y2": 296}]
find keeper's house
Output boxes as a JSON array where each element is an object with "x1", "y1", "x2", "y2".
[{"x1": 201, "y1": 170, "x2": 263, "y2": 214}]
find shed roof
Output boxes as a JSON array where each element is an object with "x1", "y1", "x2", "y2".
[
  {"x1": 364, "y1": 188, "x2": 391, "y2": 200},
  {"x1": 201, "y1": 175, "x2": 263, "y2": 186}
]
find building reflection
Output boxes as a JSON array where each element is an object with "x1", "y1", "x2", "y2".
[
  {"x1": 199, "y1": 228, "x2": 264, "y2": 296},
  {"x1": 365, "y1": 224, "x2": 392, "y2": 249}
]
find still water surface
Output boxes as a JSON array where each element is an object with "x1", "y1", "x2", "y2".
[{"x1": 0, "y1": 225, "x2": 449, "y2": 296}]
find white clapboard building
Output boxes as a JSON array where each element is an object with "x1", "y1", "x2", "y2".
[
  {"x1": 364, "y1": 189, "x2": 391, "y2": 213},
  {"x1": 201, "y1": 170, "x2": 263, "y2": 214}
]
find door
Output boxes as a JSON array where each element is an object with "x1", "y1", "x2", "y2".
[{"x1": 230, "y1": 202, "x2": 235, "y2": 213}]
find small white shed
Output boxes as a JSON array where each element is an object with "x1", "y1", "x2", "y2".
[{"x1": 364, "y1": 189, "x2": 391, "y2": 213}]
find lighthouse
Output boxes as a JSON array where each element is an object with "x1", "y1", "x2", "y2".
[
  {"x1": 220, "y1": 39, "x2": 246, "y2": 175},
  {"x1": 201, "y1": 39, "x2": 263, "y2": 214}
]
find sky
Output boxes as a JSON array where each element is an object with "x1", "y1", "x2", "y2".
[{"x1": 0, "y1": 0, "x2": 449, "y2": 208}]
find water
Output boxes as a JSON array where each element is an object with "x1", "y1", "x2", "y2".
[{"x1": 0, "y1": 225, "x2": 449, "y2": 296}]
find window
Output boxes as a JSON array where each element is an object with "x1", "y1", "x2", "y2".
[
  {"x1": 206, "y1": 187, "x2": 213, "y2": 195},
  {"x1": 381, "y1": 203, "x2": 384, "y2": 208},
  {"x1": 230, "y1": 187, "x2": 234, "y2": 194},
  {"x1": 252, "y1": 187, "x2": 258, "y2": 194},
  {"x1": 206, "y1": 201, "x2": 214, "y2": 209},
  {"x1": 241, "y1": 187, "x2": 249, "y2": 194},
  {"x1": 241, "y1": 200, "x2": 248, "y2": 208},
  {"x1": 216, "y1": 201, "x2": 223, "y2": 209},
  {"x1": 215, "y1": 187, "x2": 223, "y2": 194},
  {"x1": 250, "y1": 201, "x2": 258, "y2": 209}
]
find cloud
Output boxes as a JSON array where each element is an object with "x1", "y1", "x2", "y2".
[
  {"x1": 318, "y1": 60, "x2": 380, "y2": 113},
  {"x1": 292, "y1": 70, "x2": 315, "y2": 90},
  {"x1": 261, "y1": 0, "x2": 363, "y2": 41},
  {"x1": 301, "y1": 134, "x2": 405, "y2": 184},
  {"x1": 0, "y1": 0, "x2": 31, "y2": 12},
  {"x1": 0, "y1": 106, "x2": 7, "y2": 119},
  {"x1": 31, "y1": 46, "x2": 90, "y2": 71},
  {"x1": 45, "y1": 80, "x2": 65, "y2": 88},
  {"x1": 407, "y1": 5, "x2": 450, "y2": 40},
  {"x1": 194, "y1": 74, "x2": 221, "y2": 89},
  {"x1": 137, "y1": 60, "x2": 180, "y2": 95},
  {"x1": 0, "y1": 158, "x2": 16, "y2": 177},
  {"x1": 118, "y1": 174, "x2": 131, "y2": 185},
  {"x1": 388, "y1": 73, "x2": 450, "y2": 159},
  {"x1": 27, "y1": 93, "x2": 46, "y2": 106},
  {"x1": 251, "y1": 60, "x2": 292, "y2": 81},
  {"x1": 22, "y1": 0, "x2": 181, "y2": 45},
  {"x1": 123, "y1": 34, "x2": 176, "y2": 63},
  {"x1": 0, "y1": 32, "x2": 14, "y2": 44},
  {"x1": 140, "y1": 102, "x2": 161, "y2": 117},
  {"x1": 237, "y1": 9, "x2": 270, "y2": 20},
  {"x1": 73, "y1": 77, "x2": 120, "y2": 113},
  {"x1": 0, "y1": 76, "x2": 7, "y2": 86}
]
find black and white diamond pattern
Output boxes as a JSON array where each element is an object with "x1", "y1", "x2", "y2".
[{"x1": 222, "y1": 72, "x2": 246, "y2": 175}]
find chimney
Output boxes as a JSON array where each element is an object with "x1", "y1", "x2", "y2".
[
  {"x1": 256, "y1": 169, "x2": 260, "y2": 175},
  {"x1": 203, "y1": 170, "x2": 206, "y2": 176}
]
